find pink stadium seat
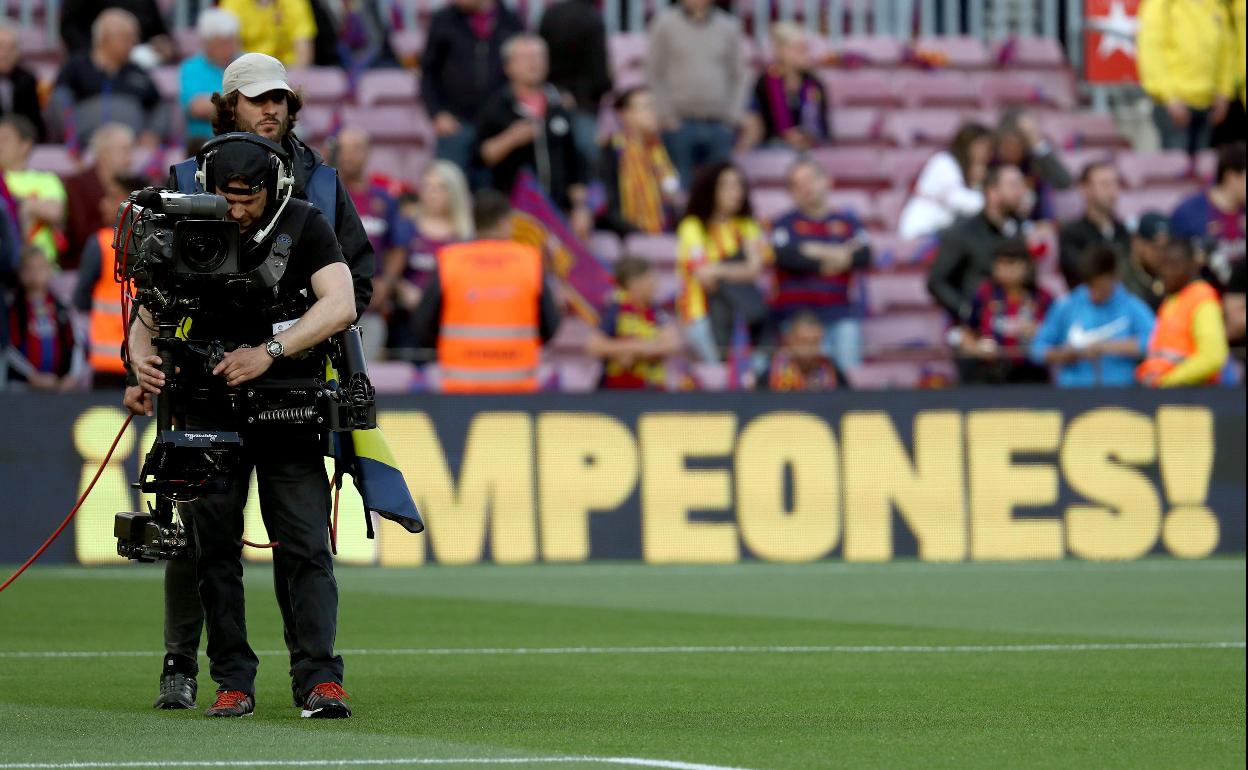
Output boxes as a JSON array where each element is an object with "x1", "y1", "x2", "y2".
[
  {"x1": 653, "y1": 267, "x2": 681, "y2": 302},
  {"x1": 625, "y1": 233, "x2": 679, "y2": 266},
  {"x1": 357, "y1": 69, "x2": 419, "y2": 106},
  {"x1": 867, "y1": 232, "x2": 925, "y2": 267},
  {"x1": 821, "y1": 70, "x2": 903, "y2": 108},
  {"x1": 1118, "y1": 150, "x2": 1192, "y2": 189},
  {"x1": 914, "y1": 36, "x2": 991, "y2": 68},
  {"x1": 883, "y1": 109, "x2": 976, "y2": 148},
  {"x1": 752, "y1": 189, "x2": 793, "y2": 225},
  {"x1": 29, "y1": 145, "x2": 79, "y2": 176},
  {"x1": 897, "y1": 72, "x2": 980, "y2": 109},
  {"x1": 691, "y1": 362, "x2": 729, "y2": 391},
  {"x1": 609, "y1": 33, "x2": 648, "y2": 76},
  {"x1": 861, "y1": 311, "x2": 948, "y2": 357},
  {"x1": 1194, "y1": 149, "x2": 1218, "y2": 183},
  {"x1": 837, "y1": 35, "x2": 904, "y2": 66},
  {"x1": 17, "y1": 27, "x2": 60, "y2": 62},
  {"x1": 1040, "y1": 112, "x2": 1126, "y2": 149},
  {"x1": 1118, "y1": 186, "x2": 1198, "y2": 221},
  {"x1": 826, "y1": 189, "x2": 875, "y2": 223},
  {"x1": 550, "y1": 317, "x2": 594, "y2": 354},
  {"x1": 809, "y1": 147, "x2": 890, "y2": 189},
  {"x1": 368, "y1": 361, "x2": 417, "y2": 394},
  {"x1": 343, "y1": 106, "x2": 432, "y2": 145},
  {"x1": 389, "y1": 29, "x2": 426, "y2": 64},
  {"x1": 978, "y1": 71, "x2": 1076, "y2": 110},
  {"x1": 831, "y1": 107, "x2": 883, "y2": 145},
  {"x1": 1051, "y1": 188, "x2": 1086, "y2": 222},
  {"x1": 590, "y1": 231, "x2": 622, "y2": 264},
  {"x1": 735, "y1": 148, "x2": 798, "y2": 188},
  {"x1": 175, "y1": 30, "x2": 201, "y2": 59},
  {"x1": 863, "y1": 271, "x2": 933, "y2": 315},
  {"x1": 846, "y1": 361, "x2": 922, "y2": 389},
  {"x1": 552, "y1": 356, "x2": 604, "y2": 393},
  {"x1": 297, "y1": 105, "x2": 337, "y2": 141},
  {"x1": 1056, "y1": 148, "x2": 1116, "y2": 179},
  {"x1": 151, "y1": 66, "x2": 179, "y2": 101},
  {"x1": 992, "y1": 36, "x2": 1067, "y2": 69},
  {"x1": 882, "y1": 147, "x2": 936, "y2": 190},
  {"x1": 873, "y1": 189, "x2": 910, "y2": 231},
  {"x1": 288, "y1": 68, "x2": 349, "y2": 104}
]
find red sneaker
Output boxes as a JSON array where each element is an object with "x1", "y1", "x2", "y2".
[
  {"x1": 300, "y1": 682, "x2": 351, "y2": 719},
  {"x1": 205, "y1": 689, "x2": 254, "y2": 718}
]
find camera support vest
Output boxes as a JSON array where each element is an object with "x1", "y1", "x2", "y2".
[
  {"x1": 436, "y1": 240, "x2": 543, "y2": 393},
  {"x1": 89, "y1": 228, "x2": 127, "y2": 375}
]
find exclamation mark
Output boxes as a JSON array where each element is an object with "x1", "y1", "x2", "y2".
[
  {"x1": 74, "y1": 407, "x2": 136, "y2": 565},
  {"x1": 1157, "y1": 406, "x2": 1219, "y2": 558}
]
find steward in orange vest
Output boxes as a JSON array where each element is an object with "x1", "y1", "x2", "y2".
[
  {"x1": 1137, "y1": 239, "x2": 1229, "y2": 387},
  {"x1": 410, "y1": 190, "x2": 561, "y2": 393},
  {"x1": 87, "y1": 228, "x2": 127, "y2": 375}
]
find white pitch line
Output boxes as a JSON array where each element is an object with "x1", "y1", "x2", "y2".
[
  {"x1": 0, "y1": 641, "x2": 1242, "y2": 660},
  {"x1": 0, "y1": 757, "x2": 756, "y2": 770}
]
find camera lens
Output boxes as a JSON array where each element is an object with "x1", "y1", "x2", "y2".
[{"x1": 181, "y1": 235, "x2": 228, "y2": 273}]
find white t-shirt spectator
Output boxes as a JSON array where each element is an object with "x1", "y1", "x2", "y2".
[{"x1": 898, "y1": 151, "x2": 984, "y2": 239}]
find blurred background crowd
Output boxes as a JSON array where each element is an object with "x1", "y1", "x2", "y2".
[{"x1": 0, "y1": 0, "x2": 1244, "y2": 393}]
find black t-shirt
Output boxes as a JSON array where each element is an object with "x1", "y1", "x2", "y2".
[{"x1": 185, "y1": 201, "x2": 344, "y2": 380}]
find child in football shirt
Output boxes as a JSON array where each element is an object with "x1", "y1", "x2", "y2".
[
  {"x1": 961, "y1": 238, "x2": 1052, "y2": 384},
  {"x1": 586, "y1": 256, "x2": 683, "y2": 389}
]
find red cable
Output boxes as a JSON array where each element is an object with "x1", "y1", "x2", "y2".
[{"x1": 0, "y1": 414, "x2": 134, "y2": 594}]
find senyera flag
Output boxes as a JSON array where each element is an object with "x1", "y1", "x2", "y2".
[
  {"x1": 509, "y1": 171, "x2": 616, "y2": 325},
  {"x1": 1084, "y1": 0, "x2": 1141, "y2": 84}
]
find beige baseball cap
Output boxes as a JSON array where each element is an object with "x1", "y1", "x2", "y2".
[{"x1": 221, "y1": 53, "x2": 294, "y2": 98}]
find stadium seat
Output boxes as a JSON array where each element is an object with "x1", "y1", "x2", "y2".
[
  {"x1": 1056, "y1": 148, "x2": 1117, "y2": 180},
  {"x1": 913, "y1": 36, "x2": 991, "y2": 68},
  {"x1": 735, "y1": 148, "x2": 798, "y2": 189},
  {"x1": 992, "y1": 36, "x2": 1067, "y2": 69},
  {"x1": 1194, "y1": 148, "x2": 1219, "y2": 183},
  {"x1": 873, "y1": 189, "x2": 910, "y2": 232},
  {"x1": 690, "y1": 362, "x2": 729, "y2": 391},
  {"x1": 837, "y1": 35, "x2": 905, "y2": 66},
  {"x1": 288, "y1": 68, "x2": 349, "y2": 104},
  {"x1": 550, "y1": 355, "x2": 603, "y2": 393},
  {"x1": 830, "y1": 107, "x2": 883, "y2": 145},
  {"x1": 357, "y1": 69, "x2": 419, "y2": 106},
  {"x1": 897, "y1": 72, "x2": 980, "y2": 109},
  {"x1": 625, "y1": 233, "x2": 679, "y2": 266},
  {"x1": 846, "y1": 358, "x2": 957, "y2": 389},
  {"x1": 822, "y1": 70, "x2": 903, "y2": 108},
  {"x1": 550, "y1": 317, "x2": 594, "y2": 354},
  {"x1": 609, "y1": 33, "x2": 648, "y2": 76},
  {"x1": 368, "y1": 361, "x2": 417, "y2": 394},
  {"x1": 297, "y1": 105, "x2": 337, "y2": 142},
  {"x1": 1040, "y1": 112, "x2": 1127, "y2": 149},
  {"x1": 883, "y1": 147, "x2": 936, "y2": 189},
  {"x1": 863, "y1": 271, "x2": 933, "y2": 315},
  {"x1": 752, "y1": 188, "x2": 793, "y2": 224},
  {"x1": 978, "y1": 71, "x2": 1077, "y2": 110},
  {"x1": 1118, "y1": 186, "x2": 1198, "y2": 221},
  {"x1": 151, "y1": 66, "x2": 180, "y2": 101},
  {"x1": 29, "y1": 145, "x2": 79, "y2": 175},
  {"x1": 861, "y1": 311, "x2": 948, "y2": 358},
  {"x1": 827, "y1": 189, "x2": 875, "y2": 224},
  {"x1": 343, "y1": 106, "x2": 432, "y2": 145},
  {"x1": 1118, "y1": 150, "x2": 1192, "y2": 189},
  {"x1": 884, "y1": 109, "x2": 981, "y2": 148},
  {"x1": 590, "y1": 231, "x2": 622, "y2": 264},
  {"x1": 389, "y1": 29, "x2": 426, "y2": 66},
  {"x1": 809, "y1": 147, "x2": 890, "y2": 189}
]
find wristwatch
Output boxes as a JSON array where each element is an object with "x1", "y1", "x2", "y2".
[{"x1": 265, "y1": 338, "x2": 285, "y2": 360}]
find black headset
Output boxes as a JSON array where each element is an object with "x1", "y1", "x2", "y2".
[{"x1": 194, "y1": 132, "x2": 295, "y2": 200}]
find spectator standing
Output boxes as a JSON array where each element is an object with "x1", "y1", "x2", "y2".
[
  {"x1": 477, "y1": 35, "x2": 591, "y2": 234},
  {"x1": 598, "y1": 87, "x2": 680, "y2": 236},
  {"x1": 388, "y1": 162, "x2": 474, "y2": 354},
  {"x1": 764, "y1": 311, "x2": 845, "y2": 391},
  {"x1": 1030, "y1": 245, "x2": 1155, "y2": 387},
  {"x1": 0, "y1": 21, "x2": 48, "y2": 143},
  {"x1": 421, "y1": 0, "x2": 523, "y2": 178},
  {"x1": 53, "y1": 9, "x2": 165, "y2": 147},
  {"x1": 646, "y1": 0, "x2": 750, "y2": 185},
  {"x1": 179, "y1": 9, "x2": 240, "y2": 144},
  {"x1": 1169, "y1": 142, "x2": 1246, "y2": 285},
  {"x1": 410, "y1": 190, "x2": 560, "y2": 393},
  {"x1": 769, "y1": 158, "x2": 869, "y2": 371},
  {"x1": 1058, "y1": 160, "x2": 1130, "y2": 291},
  {"x1": 72, "y1": 174, "x2": 147, "y2": 388},
  {"x1": 0, "y1": 116, "x2": 68, "y2": 266},
  {"x1": 4, "y1": 246, "x2": 81, "y2": 390},
  {"x1": 218, "y1": 0, "x2": 317, "y2": 69},
  {"x1": 538, "y1": 0, "x2": 613, "y2": 172},
  {"x1": 676, "y1": 161, "x2": 770, "y2": 361},
  {"x1": 1137, "y1": 0, "x2": 1237, "y2": 155},
  {"x1": 1223, "y1": 259, "x2": 1246, "y2": 366},
  {"x1": 899, "y1": 122, "x2": 994, "y2": 240},
  {"x1": 1137, "y1": 239, "x2": 1230, "y2": 386},
  {"x1": 959, "y1": 239, "x2": 1052, "y2": 384},
  {"x1": 1121, "y1": 212, "x2": 1169, "y2": 311},
  {"x1": 60, "y1": 0, "x2": 175, "y2": 63},
  {"x1": 61, "y1": 123, "x2": 135, "y2": 271},
  {"x1": 586, "y1": 256, "x2": 683, "y2": 390},
  {"x1": 994, "y1": 108, "x2": 1072, "y2": 221},
  {"x1": 741, "y1": 23, "x2": 830, "y2": 152},
  {"x1": 927, "y1": 165, "x2": 1028, "y2": 325}
]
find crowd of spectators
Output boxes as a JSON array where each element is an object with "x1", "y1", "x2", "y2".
[{"x1": 0, "y1": 0, "x2": 1245, "y2": 394}]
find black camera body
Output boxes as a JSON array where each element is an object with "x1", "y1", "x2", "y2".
[{"x1": 113, "y1": 187, "x2": 377, "y2": 563}]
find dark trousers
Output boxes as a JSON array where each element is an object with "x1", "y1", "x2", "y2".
[{"x1": 172, "y1": 422, "x2": 342, "y2": 697}]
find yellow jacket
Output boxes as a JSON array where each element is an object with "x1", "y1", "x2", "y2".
[
  {"x1": 1137, "y1": 0, "x2": 1238, "y2": 108},
  {"x1": 1234, "y1": 0, "x2": 1246, "y2": 102}
]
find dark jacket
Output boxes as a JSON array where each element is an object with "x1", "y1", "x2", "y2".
[
  {"x1": 538, "y1": 0, "x2": 612, "y2": 114},
  {"x1": 927, "y1": 212, "x2": 1024, "y2": 322},
  {"x1": 60, "y1": 0, "x2": 170, "y2": 53},
  {"x1": 420, "y1": 2, "x2": 523, "y2": 124},
  {"x1": 165, "y1": 133, "x2": 376, "y2": 319},
  {"x1": 1058, "y1": 214, "x2": 1130, "y2": 290},
  {"x1": 477, "y1": 83, "x2": 586, "y2": 211},
  {"x1": 0, "y1": 66, "x2": 48, "y2": 142}
]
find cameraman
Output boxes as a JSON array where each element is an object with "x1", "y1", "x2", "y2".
[
  {"x1": 125, "y1": 137, "x2": 356, "y2": 718},
  {"x1": 155, "y1": 52, "x2": 376, "y2": 713}
]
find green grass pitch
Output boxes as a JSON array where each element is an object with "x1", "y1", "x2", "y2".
[{"x1": 0, "y1": 559, "x2": 1243, "y2": 770}]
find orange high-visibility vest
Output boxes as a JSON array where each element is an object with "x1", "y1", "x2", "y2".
[
  {"x1": 88, "y1": 228, "x2": 127, "y2": 375},
  {"x1": 1137, "y1": 280, "x2": 1222, "y2": 385},
  {"x1": 436, "y1": 239, "x2": 543, "y2": 393}
]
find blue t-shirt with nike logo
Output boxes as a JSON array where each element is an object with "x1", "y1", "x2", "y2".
[{"x1": 1029, "y1": 283, "x2": 1156, "y2": 387}]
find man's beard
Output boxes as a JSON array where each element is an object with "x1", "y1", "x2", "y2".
[{"x1": 238, "y1": 115, "x2": 289, "y2": 142}]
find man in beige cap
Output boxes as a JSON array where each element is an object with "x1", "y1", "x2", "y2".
[{"x1": 158, "y1": 51, "x2": 376, "y2": 715}]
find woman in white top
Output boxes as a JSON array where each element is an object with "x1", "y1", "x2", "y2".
[{"x1": 898, "y1": 122, "x2": 994, "y2": 239}]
